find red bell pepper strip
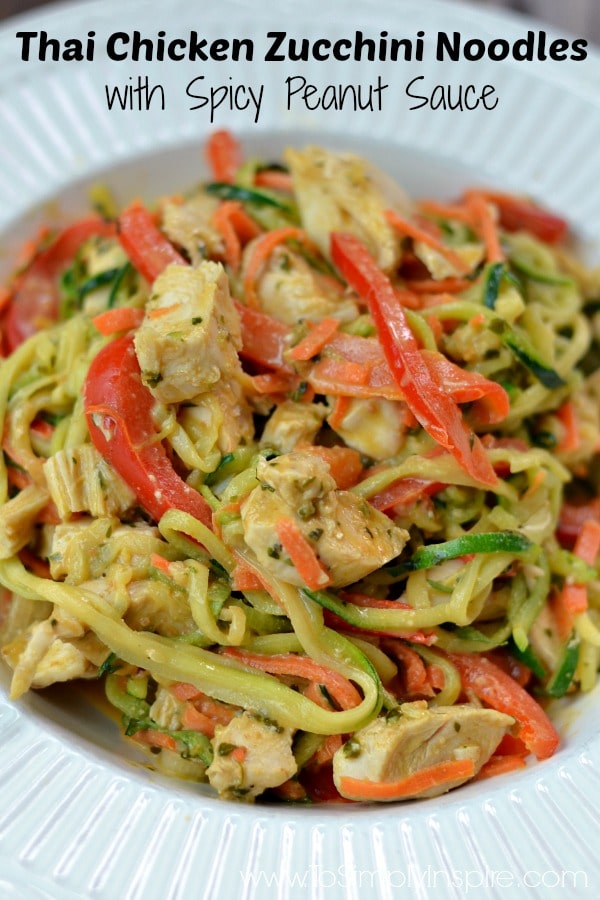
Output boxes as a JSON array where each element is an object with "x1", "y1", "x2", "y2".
[
  {"x1": 84, "y1": 334, "x2": 213, "y2": 528},
  {"x1": 330, "y1": 232, "x2": 498, "y2": 487},
  {"x1": 447, "y1": 652, "x2": 559, "y2": 760},
  {"x1": 3, "y1": 216, "x2": 115, "y2": 351},
  {"x1": 117, "y1": 202, "x2": 186, "y2": 284}
]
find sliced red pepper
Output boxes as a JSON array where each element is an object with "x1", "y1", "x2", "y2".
[
  {"x1": 330, "y1": 232, "x2": 498, "y2": 487},
  {"x1": 447, "y1": 652, "x2": 559, "y2": 760},
  {"x1": 117, "y1": 201, "x2": 186, "y2": 284},
  {"x1": 84, "y1": 334, "x2": 212, "y2": 528},
  {"x1": 3, "y1": 216, "x2": 115, "y2": 351}
]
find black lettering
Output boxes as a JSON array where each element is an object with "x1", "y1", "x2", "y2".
[
  {"x1": 332, "y1": 38, "x2": 352, "y2": 61},
  {"x1": 168, "y1": 38, "x2": 186, "y2": 61},
  {"x1": 549, "y1": 38, "x2": 569, "y2": 61},
  {"x1": 405, "y1": 75, "x2": 428, "y2": 110},
  {"x1": 313, "y1": 38, "x2": 331, "y2": 61},
  {"x1": 571, "y1": 38, "x2": 588, "y2": 61},
  {"x1": 265, "y1": 31, "x2": 285, "y2": 61},
  {"x1": 436, "y1": 32, "x2": 460, "y2": 62},
  {"x1": 39, "y1": 30, "x2": 60, "y2": 61},
  {"x1": 463, "y1": 38, "x2": 485, "y2": 61},
  {"x1": 488, "y1": 38, "x2": 510, "y2": 61},
  {"x1": 513, "y1": 31, "x2": 535, "y2": 61},
  {"x1": 353, "y1": 31, "x2": 376, "y2": 61},
  {"x1": 106, "y1": 32, "x2": 129, "y2": 61},
  {"x1": 211, "y1": 39, "x2": 229, "y2": 61},
  {"x1": 16, "y1": 31, "x2": 37, "y2": 62},
  {"x1": 231, "y1": 38, "x2": 253, "y2": 61},
  {"x1": 188, "y1": 32, "x2": 209, "y2": 62},
  {"x1": 63, "y1": 38, "x2": 84, "y2": 62}
]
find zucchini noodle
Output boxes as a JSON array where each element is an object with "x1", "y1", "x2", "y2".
[{"x1": 0, "y1": 132, "x2": 599, "y2": 804}]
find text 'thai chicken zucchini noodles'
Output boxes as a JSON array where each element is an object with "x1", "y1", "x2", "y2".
[{"x1": 0, "y1": 131, "x2": 599, "y2": 803}]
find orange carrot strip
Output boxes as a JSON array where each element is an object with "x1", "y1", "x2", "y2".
[
  {"x1": 276, "y1": 516, "x2": 332, "y2": 590},
  {"x1": 147, "y1": 303, "x2": 180, "y2": 319},
  {"x1": 465, "y1": 191, "x2": 505, "y2": 263},
  {"x1": 243, "y1": 226, "x2": 314, "y2": 309},
  {"x1": 92, "y1": 306, "x2": 145, "y2": 335},
  {"x1": 134, "y1": 729, "x2": 178, "y2": 752},
  {"x1": 226, "y1": 203, "x2": 262, "y2": 243},
  {"x1": 150, "y1": 553, "x2": 172, "y2": 575},
  {"x1": 418, "y1": 199, "x2": 473, "y2": 223},
  {"x1": 171, "y1": 682, "x2": 203, "y2": 701},
  {"x1": 383, "y1": 639, "x2": 432, "y2": 695},
  {"x1": 573, "y1": 519, "x2": 600, "y2": 566},
  {"x1": 327, "y1": 395, "x2": 352, "y2": 431},
  {"x1": 222, "y1": 647, "x2": 361, "y2": 710},
  {"x1": 288, "y1": 318, "x2": 340, "y2": 361},
  {"x1": 300, "y1": 445, "x2": 363, "y2": 490},
  {"x1": 231, "y1": 559, "x2": 264, "y2": 592},
  {"x1": 474, "y1": 754, "x2": 527, "y2": 781},
  {"x1": 181, "y1": 703, "x2": 216, "y2": 737},
  {"x1": 254, "y1": 170, "x2": 294, "y2": 192},
  {"x1": 338, "y1": 758, "x2": 475, "y2": 801},
  {"x1": 212, "y1": 201, "x2": 243, "y2": 270},
  {"x1": 556, "y1": 400, "x2": 581, "y2": 453},
  {"x1": 408, "y1": 276, "x2": 472, "y2": 294},
  {"x1": 385, "y1": 208, "x2": 470, "y2": 274},
  {"x1": 205, "y1": 129, "x2": 243, "y2": 183}
]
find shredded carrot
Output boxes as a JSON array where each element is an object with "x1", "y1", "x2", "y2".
[
  {"x1": 250, "y1": 372, "x2": 298, "y2": 395},
  {"x1": 134, "y1": 729, "x2": 178, "y2": 752},
  {"x1": 556, "y1": 400, "x2": 581, "y2": 453},
  {"x1": 288, "y1": 318, "x2": 340, "y2": 361},
  {"x1": 243, "y1": 226, "x2": 314, "y2": 308},
  {"x1": 408, "y1": 276, "x2": 472, "y2": 295},
  {"x1": 309, "y1": 357, "x2": 371, "y2": 390},
  {"x1": 573, "y1": 518, "x2": 600, "y2": 566},
  {"x1": 254, "y1": 170, "x2": 294, "y2": 192},
  {"x1": 273, "y1": 778, "x2": 308, "y2": 801},
  {"x1": 205, "y1": 129, "x2": 243, "y2": 183},
  {"x1": 275, "y1": 516, "x2": 332, "y2": 590},
  {"x1": 147, "y1": 303, "x2": 180, "y2": 319},
  {"x1": 418, "y1": 198, "x2": 472, "y2": 223},
  {"x1": 298, "y1": 444, "x2": 364, "y2": 490},
  {"x1": 465, "y1": 191, "x2": 505, "y2": 263},
  {"x1": 385, "y1": 208, "x2": 470, "y2": 274},
  {"x1": 222, "y1": 647, "x2": 362, "y2": 710},
  {"x1": 171, "y1": 682, "x2": 203, "y2": 701},
  {"x1": 384, "y1": 640, "x2": 432, "y2": 695},
  {"x1": 338, "y1": 758, "x2": 475, "y2": 800},
  {"x1": 327, "y1": 395, "x2": 352, "y2": 431},
  {"x1": 474, "y1": 754, "x2": 527, "y2": 781},
  {"x1": 469, "y1": 312, "x2": 487, "y2": 329},
  {"x1": 231, "y1": 559, "x2": 264, "y2": 592},
  {"x1": 92, "y1": 306, "x2": 144, "y2": 335},
  {"x1": 312, "y1": 733, "x2": 343, "y2": 766},
  {"x1": 150, "y1": 553, "x2": 172, "y2": 575},
  {"x1": 181, "y1": 703, "x2": 216, "y2": 737},
  {"x1": 212, "y1": 201, "x2": 243, "y2": 270}
]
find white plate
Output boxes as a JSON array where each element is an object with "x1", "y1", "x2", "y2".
[{"x1": 1, "y1": 1, "x2": 600, "y2": 897}]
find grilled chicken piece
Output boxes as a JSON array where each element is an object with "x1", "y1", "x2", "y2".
[
  {"x1": 240, "y1": 451, "x2": 407, "y2": 588},
  {"x1": 284, "y1": 145, "x2": 404, "y2": 273},
  {"x1": 260, "y1": 400, "x2": 327, "y2": 455},
  {"x1": 0, "y1": 484, "x2": 50, "y2": 559},
  {"x1": 161, "y1": 193, "x2": 224, "y2": 266},
  {"x1": 333, "y1": 701, "x2": 514, "y2": 801},
  {"x1": 134, "y1": 261, "x2": 244, "y2": 404},
  {"x1": 327, "y1": 396, "x2": 405, "y2": 460},
  {"x1": 250, "y1": 245, "x2": 358, "y2": 325},
  {"x1": 43, "y1": 444, "x2": 136, "y2": 520},
  {"x1": 206, "y1": 709, "x2": 297, "y2": 801}
]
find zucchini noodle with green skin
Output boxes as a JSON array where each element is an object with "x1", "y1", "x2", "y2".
[{"x1": 0, "y1": 130, "x2": 599, "y2": 804}]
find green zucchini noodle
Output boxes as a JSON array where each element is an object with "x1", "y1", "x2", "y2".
[{"x1": 0, "y1": 133, "x2": 599, "y2": 804}]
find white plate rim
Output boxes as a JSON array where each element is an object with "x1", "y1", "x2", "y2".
[{"x1": 1, "y1": 2, "x2": 600, "y2": 898}]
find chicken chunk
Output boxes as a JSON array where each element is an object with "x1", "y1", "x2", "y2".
[
  {"x1": 0, "y1": 484, "x2": 50, "y2": 559},
  {"x1": 206, "y1": 709, "x2": 297, "y2": 801},
  {"x1": 327, "y1": 396, "x2": 405, "y2": 460},
  {"x1": 284, "y1": 146, "x2": 403, "y2": 273},
  {"x1": 240, "y1": 451, "x2": 408, "y2": 588},
  {"x1": 260, "y1": 400, "x2": 327, "y2": 454},
  {"x1": 134, "y1": 262, "x2": 243, "y2": 404},
  {"x1": 333, "y1": 701, "x2": 514, "y2": 801},
  {"x1": 161, "y1": 192, "x2": 224, "y2": 266},
  {"x1": 43, "y1": 444, "x2": 136, "y2": 521},
  {"x1": 251, "y1": 245, "x2": 358, "y2": 325}
]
